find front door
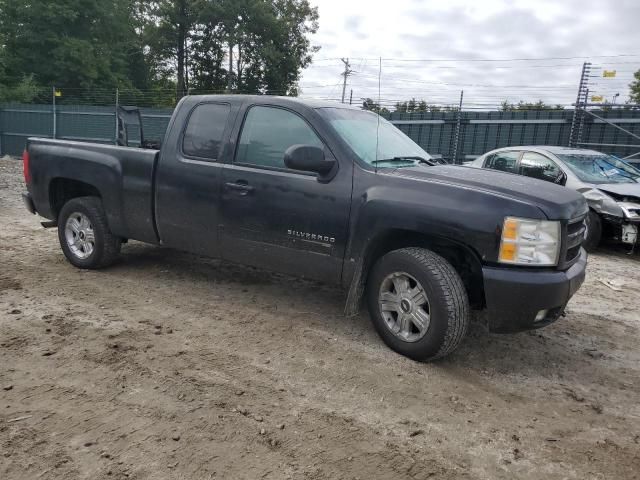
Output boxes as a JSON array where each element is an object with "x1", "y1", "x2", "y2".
[{"x1": 220, "y1": 105, "x2": 352, "y2": 284}]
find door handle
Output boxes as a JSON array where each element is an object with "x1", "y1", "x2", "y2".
[{"x1": 225, "y1": 181, "x2": 254, "y2": 195}]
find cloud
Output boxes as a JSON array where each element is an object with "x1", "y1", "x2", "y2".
[{"x1": 300, "y1": 0, "x2": 640, "y2": 108}]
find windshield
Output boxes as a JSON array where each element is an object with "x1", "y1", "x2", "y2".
[
  {"x1": 557, "y1": 153, "x2": 640, "y2": 184},
  {"x1": 317, "y1": 107, "x2": 432, "y2": 167}
]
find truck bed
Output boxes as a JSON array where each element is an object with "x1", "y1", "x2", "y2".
[{"x1": 27, "y1": 138, "x2": 160, "y2": 244}]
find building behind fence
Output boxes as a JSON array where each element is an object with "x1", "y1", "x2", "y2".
[{"x1": 2, "y1": 100, "x2": 640, "y2": 161}]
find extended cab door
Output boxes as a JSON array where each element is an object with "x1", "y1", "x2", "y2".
[
  {"x1": 155, "y1": 100, "x2": 238, "y2": 256},
  {"x1": 220, "y1": 104, "x2": 353, "y2": 284}
]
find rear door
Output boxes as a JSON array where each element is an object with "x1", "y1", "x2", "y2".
[
  {"x1": 483, "y1": 150, "x2": 522, "y2": 174},
  {"x1": 219, "y1": 104, "x2": 353, "y2": 284},
  {"x1": 155, "y1": 100, "x2": 238, "y2": 256},
  {"x1": 518, "y1": 151, "x2": 564, "y2": 183}
]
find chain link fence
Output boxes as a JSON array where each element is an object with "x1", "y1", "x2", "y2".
[{"x1": 2, "y1": 88, "x2": 640, "y2": 161}]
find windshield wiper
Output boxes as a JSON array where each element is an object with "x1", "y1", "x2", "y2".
[{"x1": 372, "y1": 156, "x2": 437, "y2": 166}]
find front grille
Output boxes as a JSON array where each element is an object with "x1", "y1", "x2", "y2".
[{"x1": 563, "y1": 215, "x2": 586, "y2": 266}]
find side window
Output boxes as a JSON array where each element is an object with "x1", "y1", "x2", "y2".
[
  {"x1": 484, "y1": 151, "x2": 519, "y2": 173},
  {"x1": 236, "y1": 106, "x2": 324, "y2": 169},
  {"x1": 182, "y1": 103, "x2": 231, "y2": 160},
  {"x1": 519, "y1": 152, "x2": 562, "y2": 182}
]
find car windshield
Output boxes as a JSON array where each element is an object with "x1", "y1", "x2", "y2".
[
  {"x1": 557, "y1": 153, "x2": 640, "y2": 184},
  {"x1": 317, "y1": 107, "x2": 432, "y2": 167}
]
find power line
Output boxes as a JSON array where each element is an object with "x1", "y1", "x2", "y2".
[{"x1": 311, "y1": 53, "x2": 640, "y2": 63}]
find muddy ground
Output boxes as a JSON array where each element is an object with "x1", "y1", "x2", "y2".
[{"x1": 1, "y1": 156, "x2": 639, "y2": 479}]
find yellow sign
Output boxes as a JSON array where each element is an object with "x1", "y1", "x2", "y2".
[
  {"x1": 603, "y1": 70, "x2": 617, "y2": 78},
  {"x1": 591, "y1": 95, "x2": 604, "y2": 102},
  {"x1": 54, "y1": 90, "x2": 62, "y2": 97}
]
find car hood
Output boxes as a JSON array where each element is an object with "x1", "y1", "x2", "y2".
[
  {"x1": 593, "y1": 182, "x2": 640, "y2": 201},
  {"x1": 391, "y1": 165, "x2": 588, "y2": 220}
]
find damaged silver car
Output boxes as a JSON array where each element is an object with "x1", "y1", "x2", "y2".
[{"x1": 470, "y1": 146, "x2": 640, "y2": 252}]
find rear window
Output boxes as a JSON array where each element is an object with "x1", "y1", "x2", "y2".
[{"x1": 182, "y1": 103, "x2": 231, "y2": 160}]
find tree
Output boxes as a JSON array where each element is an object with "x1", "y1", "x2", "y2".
[
  {"x1": 0, "y1": 0, "x2": 149, "y2": 98},
  {"x1": 141, "y1": 0, "x2": 202, "y2": 98},
  {"x1": 630, "y1": 69, "x2": 640, "y2": 104},
  {"x1": 500, "y1": 100, "x2": 564, "y2": 111},
  {"x1": 143, "y1": 0, "x2": 319, "y2": 97},
  {"x1": 393, "y1": 99, "x2": 452, "y2": 113},
  {"x1": 362, "y1": 98, "x2": 389, "y2": 114}
]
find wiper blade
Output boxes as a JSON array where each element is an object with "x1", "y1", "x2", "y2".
[{"x1": 372, "y1": 156, "x2": 437, "y2": 166}]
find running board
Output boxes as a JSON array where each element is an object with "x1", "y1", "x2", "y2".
[{"x1": 41, "y1": 220, "x2": 58, "y2": 228}]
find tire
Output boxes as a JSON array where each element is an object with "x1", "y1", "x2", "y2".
[
  {"x1": 57, "y1": 196, "x2": 121, "y2": 269},
  {"x1": 583, "y1": 210, "x2": 602, "y2": 252},
  {"x1": 366, "y1": 247, "x2": 469, "y2": 361}
]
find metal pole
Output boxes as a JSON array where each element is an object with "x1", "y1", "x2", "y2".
[
  {"x1": 569, "y1": 62, "x2": 590, "y2": 147},
  {"x1": 52, "y1": 86, "x2": 57, "y2": 139},
  {"x1": 349, "y1": 89, "x2": 353, "y2": 105},
  {"x1": 577, "y1": 88, "x2": 588, "y2": 147},
  {"x1": 452, "y1": 90, "x2": 464, "y2": 164},
  {"x1": 0, "y1": 105, "x2": 3, "y2": 155},
  {"x1": 114, "y1": 88, "x2": 119, "y2": 145}
]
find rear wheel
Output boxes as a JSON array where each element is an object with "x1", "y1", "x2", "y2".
[
  {"x1": 58, "y1": 197, "x2": 121, "y2": 269},
  {"x1": 366, "y1": 247, "x2": 469, "y2": 361},
  {"x1": 583, "y1": 210, "x2": 602, "y2": 252}
]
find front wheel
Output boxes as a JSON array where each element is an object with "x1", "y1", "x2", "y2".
[
  {"x1": 583, "y1": 210, "x2": 602, "y2": 252},
  {"x1": 366, "y1": 247, "x2": 469, "y2": 361},
  {"x1": 58, "y1": 196, "x2": 121, "y2": 269}
]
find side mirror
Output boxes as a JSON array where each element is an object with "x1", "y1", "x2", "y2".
[{"x1": 284, "y1": 145, "x2": 336, "y2": 181}]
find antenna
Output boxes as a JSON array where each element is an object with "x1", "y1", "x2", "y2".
[{"x1": 374, "y1": 57, "x2": 382, "y2": 174}]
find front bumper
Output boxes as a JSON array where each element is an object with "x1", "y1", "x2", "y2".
[
  {"x1": 482, "y1": 248, "x2": 587, "y2": 333},
  {"x1": 22, "y1": 192, "x2": 36, "y2": 215}
]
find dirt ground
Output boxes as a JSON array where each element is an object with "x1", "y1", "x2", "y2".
[{"x1": 1, "y1": 156, "x2": 639, "y2": 480}]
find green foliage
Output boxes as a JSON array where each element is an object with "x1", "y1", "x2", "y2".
[
  {"x1": 0, "y1": 0, "x2": 320, "y2": 104},
  {"x1": 0, "y1": 0, "x2": 146, "y2": 95},
  {"x1": 362, "y1": 98, "x2": 390, "y2": 115},
  {"x1": 140, "y1": 0, "x2": 319, "y2": 97},
  {"x1": 630, "y1": 69, "x2": 640, "y2": 104},
  {"x1": 0, "y1": 75, "x2": 40, "y2": 103},
  {"x1": 500, "y1": 100, "x2": 564, "y2": 111},
  {"x1": 394, "y1": 98, "x2": 458, "y2": 113}
]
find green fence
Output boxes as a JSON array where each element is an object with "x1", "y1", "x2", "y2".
[
  {"x1": 387, "y1": 109, "x2": 640, "y2": 161},
  {"x1": 2, "y1": 102, "x2": 640, "y2": 161},
  {"x1": 0, "y1": 103, "x2": 173, "y2": 156}
]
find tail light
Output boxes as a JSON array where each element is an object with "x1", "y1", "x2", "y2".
[{"x1": 22, "y1": 149, "x2": 31, "y2": 184}]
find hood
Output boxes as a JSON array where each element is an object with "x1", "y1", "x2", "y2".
[
  {"x1": 593, "y1": 183, "x2": 640, "y2": 201},
  {"x1": 390, "y1": 165, "x2": 588, "y2": 220}
]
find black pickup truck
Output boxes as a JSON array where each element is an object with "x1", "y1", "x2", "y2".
[{"x1": 22, "y1": 95, "x2": 588, "y2": 361}]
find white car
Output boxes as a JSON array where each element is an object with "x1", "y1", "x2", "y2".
[{"x1": 470, "y1": 146, "x2": 640, "y2": 251}]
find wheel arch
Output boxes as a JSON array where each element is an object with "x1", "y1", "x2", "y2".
[
  {"x1": 344, "y1": 228, "x2": 485, "y2": 316},
  {"x1": 49, "y1": 177, "x2": 102, "y2": 220}
]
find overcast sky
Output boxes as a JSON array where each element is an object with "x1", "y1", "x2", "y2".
[{"x1": 298, "y1": 0, "x2": 640, "y2": 109}]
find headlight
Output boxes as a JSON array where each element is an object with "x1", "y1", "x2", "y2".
[
  {"x1": 618, "y1": 202, "x2": 640, "y2": 219},
  {"x1": 498, "y1": 217, "x2": 561, "y2": 266}
]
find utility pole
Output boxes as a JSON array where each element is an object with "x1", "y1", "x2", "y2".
[
  {"x1": 349, "y1": 89, "x2": 353, "y2": 105},
  {"x1": 340, "y1": 58, "x2": 353, "y2": 103},
  {"x1": 569, "y1": 62, "x2": 591, "y2": 147}
]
